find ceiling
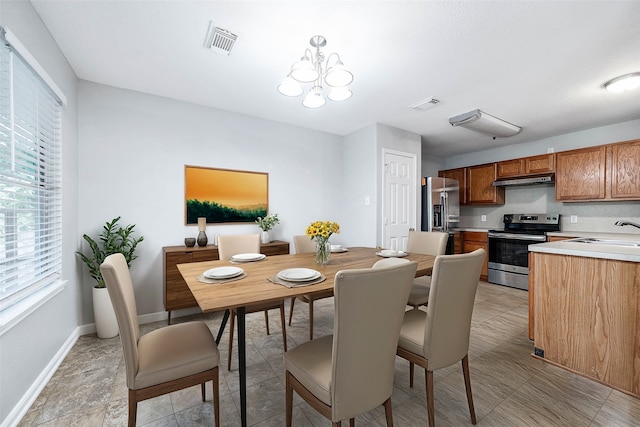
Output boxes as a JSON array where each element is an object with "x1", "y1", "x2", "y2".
[{"x1": 30, "y1": 1, "x2": 640, "y2": 157}]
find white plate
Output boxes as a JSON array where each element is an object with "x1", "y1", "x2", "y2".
[
  {"x1": 376, "y1": 250, "x2": 407, "y2": 258},
  {"x1": 231, "y1": 253, "x2": 266, "y2": 262},
  {"x1": 203, "y1": 266, "x2": 244, "y2": 279},
  {"x1": 331, "y1": 247, "x2": 348, "y2": 253},
  {"x1": 277, "y1": 268, "x2": 321, "y2": 282}
]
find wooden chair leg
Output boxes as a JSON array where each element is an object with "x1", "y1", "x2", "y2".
[
  {"x1": 280, "y1": 303, "x2": 287, "y2": 351},
  {"x1": 309, "y1": 298, "x2": 314, "y2": 340},
  {"x1": 461, "y1": 355, "x2": 477, "y2": 424},
  {"x1": 409, "y1": 361, "x2": 414, "y2": 388},
  {"x1": 286, "y1": 372, "x2": 294, "y2": 427},
  {"x1": 383, "y1": 397, "x2": 394, "y2": 427},
  {"x1": 288, "y1": 297, "x2": 296, "y2": 326},
  {"x1": 228, "y1": 310, "x2": 235, "y2": 370},
  {"x1": 426, "y1": 369, "x2": 435, "y2": 427},
  {"x1": 213, "y1": 369, "x2": 220, "y2": 427},
  {"x1": 128, "y1": 389, "x2": 137, "y2": 427},
  {"x1": 264, "y1": 309, "x2": 271, "y2": 335}
]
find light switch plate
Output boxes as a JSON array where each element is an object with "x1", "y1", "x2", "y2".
[
  {"x1": 481, "y1": 215, "x2": 487, "y2": 222},
  {"x1": 570, "y1": 215, "x2": 578, "y2": 223}
]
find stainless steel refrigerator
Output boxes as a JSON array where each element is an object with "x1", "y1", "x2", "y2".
[{"x1": 421, "y1": 177, "x2": 460, "y2": 253}]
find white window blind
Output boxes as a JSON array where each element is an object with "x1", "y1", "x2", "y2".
[{"x1": 0, "y1": 29, "x2": 63, "y2": 312}]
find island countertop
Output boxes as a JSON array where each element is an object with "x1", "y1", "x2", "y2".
[{"x1": 529, "y1": 235, "x2": 640, "y2": 263}]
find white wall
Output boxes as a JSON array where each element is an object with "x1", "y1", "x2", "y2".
[
  {"x1": 0, "y1": 1, "x2": 80, "y2": 425},
  {"x1": 77, "y1": 81, "x2": 344, "y2": 320}
]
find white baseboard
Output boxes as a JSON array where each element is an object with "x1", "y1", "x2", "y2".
[{"x1": 1, "y1": 328, "x2": 80, "y2": 427}]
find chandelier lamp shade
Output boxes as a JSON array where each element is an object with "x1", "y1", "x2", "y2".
[{"x1": 278, "y1": 35, "x2": 353, "y2": 108}]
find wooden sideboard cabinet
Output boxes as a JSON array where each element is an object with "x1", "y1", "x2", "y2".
[{"x1": 163, "y1": 240, "x2": 290, "y2": 323}]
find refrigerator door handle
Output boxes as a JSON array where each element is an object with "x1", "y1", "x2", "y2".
[{"x1": 441, "y1": 191, "x2": 448, "y2": 232}]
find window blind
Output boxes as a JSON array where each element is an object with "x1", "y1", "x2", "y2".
[{"x1": 0, "y1": 30, "x2": 63, "y2": 311}]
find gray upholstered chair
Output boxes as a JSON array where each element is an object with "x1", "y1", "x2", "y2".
[
  {"x1": 284, "y1": 258, "x2": 417, "y2": 426},
  {"x1": 396, "y1": 249, "x2": 485, "y2": 427},
  {"x1": 288, "y1": 234, "x2": 334, "y2": 340},
  {"x1": 217, "y1": 234, "x2": 287, "y2": 370},
  {"x1": 100, "y1": 253, "x2": 220, "y2": 427},
  {"x1": 405, "y1": 231, "x2": 448, "y2": 309}
]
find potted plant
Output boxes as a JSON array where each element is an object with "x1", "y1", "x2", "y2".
[
  {"x1": 77, "y1": 217, "x2": 144, "y2": 338},
  {"x1": 255, "y1": 213, "x2": 280, "y2": 244}
]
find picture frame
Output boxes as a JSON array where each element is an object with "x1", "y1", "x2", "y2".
[{"x1": 185, "y1": 165, "x2": 268, "y2": 224}]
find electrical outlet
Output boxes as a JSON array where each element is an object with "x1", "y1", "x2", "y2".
[
  {"x1": 364, "y1": 196, "x2": 370, "y2": 206},
  {"x1": 570, "y1": 215, "x2": 578, "y2": 223},
  {"x1": 547, "y1": 147, "x2": 554, "y2": 153},
  {"x1": 481, "y1": 215, "x2": 487, "y2": 222}
]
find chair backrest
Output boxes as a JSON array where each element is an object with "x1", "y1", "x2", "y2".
[
  {"x1": 406, "y1": 231, "x2": 448, "y2": 256},
  {"x1": 100, "y1": 253, "x2": 140, "y2": 389},
  {"x1": 293, "y1": 234, "x2": 316, "y2": 254},
  {"x1": 217, "y1": 234, "x2": 260, "y2": 259},
  {"x1": 330, "y1": 259, "x2": 417, "y2": 421},
  {"x1": 423, "y1": 249, "x2": 485, "y2": 370}
]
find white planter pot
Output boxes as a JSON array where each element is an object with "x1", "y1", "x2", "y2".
[
  {"x1": 93, "y1": 286, "x2": 119, "y2": 339},
  {"x1": 261, "y1": 231, "x2": 270, "y2": 244}
]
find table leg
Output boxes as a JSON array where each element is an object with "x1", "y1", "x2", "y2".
[
  {"x1": 238, "y1": 306, "x2": 247, "y2": 427},
  {"x1": 215, "y1": 309, "x2": 230, "y2": 344}
]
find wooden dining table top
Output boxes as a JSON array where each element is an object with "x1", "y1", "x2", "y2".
[{"x1": 177, "y1": 247, "x2": 436, "y2": 312}]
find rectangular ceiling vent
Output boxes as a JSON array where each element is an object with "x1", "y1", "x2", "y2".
[{"x1": 204, "y1": 23, "x2": 238, "y2": 56}]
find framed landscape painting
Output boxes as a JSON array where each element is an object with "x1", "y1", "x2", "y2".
[{"x1": 185, "y1": 165, "x2": 268, "y2": 224}]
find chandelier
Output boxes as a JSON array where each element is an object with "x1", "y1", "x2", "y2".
[{"x1": 278, "y1": 35, "x2": 353, "y2": 108}]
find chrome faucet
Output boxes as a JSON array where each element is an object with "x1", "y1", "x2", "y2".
[{"x1": 614, "y1": 220, "x2": 640, "y2": 230}]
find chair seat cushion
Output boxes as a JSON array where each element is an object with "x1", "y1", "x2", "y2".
[
  {"x1": 284, "y1": 335, "x2": 333, "y2": 406},
  {"x1": 398, "y1": 309, "x2": 426, "y2": 357},
  {"x1": 407, "y1": 276, "x2": 431, "y2": 306},
  {"x1": 135, "y1": 321, "x2": 219, "y2": 389}
]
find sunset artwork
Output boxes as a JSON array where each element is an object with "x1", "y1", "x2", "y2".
[{"x1": 185, "y1": 166, "x2": 268, "y2": 224}]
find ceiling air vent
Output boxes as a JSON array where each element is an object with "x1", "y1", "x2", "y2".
[{"x1": 204, "y1": 23, "x2": 238, "y2": 56}]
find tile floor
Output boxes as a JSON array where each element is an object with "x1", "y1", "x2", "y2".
[{"x1": 18, "y1": 282, "x2": 640, "y2": 426}]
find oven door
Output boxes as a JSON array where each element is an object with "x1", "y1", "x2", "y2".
[{"x1": 487, "y1": 232, "x2": 546, "y2": 289}]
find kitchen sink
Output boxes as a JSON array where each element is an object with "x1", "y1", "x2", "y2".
[{"x1": 570, "y1": 237, "x2": 640, "y2": 247}]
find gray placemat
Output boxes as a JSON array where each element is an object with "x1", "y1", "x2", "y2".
[
  {"x1": 268, "y1": 275, "x2": 326, "y2": 288},
  {"x1": 197, "y1": 272, "x2": 247, "y2": 284}
]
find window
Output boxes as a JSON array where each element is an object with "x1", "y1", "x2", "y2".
[{"x1": 0, "y1": 28, "x2": 63, "y2": 318}]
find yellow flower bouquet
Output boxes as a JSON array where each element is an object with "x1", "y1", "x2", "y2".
[{"x1": 306, "y1": 221, "x2": 340, "y2": 264}]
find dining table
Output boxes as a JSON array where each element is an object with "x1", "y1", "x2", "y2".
[{"x1": 177, "y1": 246, "x2": 436, "y2": 427}]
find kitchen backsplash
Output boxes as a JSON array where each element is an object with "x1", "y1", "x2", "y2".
[{"x1": 458, "y1": 185, "x2": 640, "y2": 233}]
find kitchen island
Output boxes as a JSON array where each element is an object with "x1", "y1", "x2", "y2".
[{"x1": 528, "y1": 236, "x2": 640, "y2": 398}]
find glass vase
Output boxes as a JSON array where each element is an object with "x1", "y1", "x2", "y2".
[{"x1": 316, "y1": 239, "x2": 330, "y2": 265}]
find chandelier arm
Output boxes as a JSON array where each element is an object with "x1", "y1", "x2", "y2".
[{"x1": 325, "y1": 52, "x2": 341, "y2": 68}]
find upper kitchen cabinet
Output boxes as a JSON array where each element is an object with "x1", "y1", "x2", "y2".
[
  {"x1": 497, "y1": 154, "x2": 555, "y2": 178},
  {"x1": 439, "y1": 167, "x2": 467, "y2": 205},
  {"x1": 610, "y1": 139, "x2": 640, "y2": 199},
  {"x1": 555, "y1": 146, "x2": 606, "y2": 201},
  {"x1": 467, "y1": 163, "x2": 505, "y2": 205}
]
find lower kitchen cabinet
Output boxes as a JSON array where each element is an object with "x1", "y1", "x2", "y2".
[
  {"x1": 461, "y1": 231, "x2": 488, "y2": 280},
  {"x1": 162, "y1": 240, "x2": 290, "y2": 323}
]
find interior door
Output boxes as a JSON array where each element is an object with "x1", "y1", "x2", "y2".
[{"x1": 382, "y1": 150, "x2": 417, "y2": 251}]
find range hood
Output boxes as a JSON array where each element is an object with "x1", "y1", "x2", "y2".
[{"x1": 493, "y1": 173, "x2": 555, "y2": 187}]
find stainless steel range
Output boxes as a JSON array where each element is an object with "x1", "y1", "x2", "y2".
[{"x1": 488, "y1": 213, "x2": 560, "y2": 290}]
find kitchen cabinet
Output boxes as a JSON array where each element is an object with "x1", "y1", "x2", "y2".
[
  {"x1": 163, "y1": 240, "x2": 290, "y2": 323},
  {"x1": 610, "y1": 139, "x2": 640, "y2": 199},
  {"x1": 530, "y1": 251, "x2": 640, "y2": 398},
  {"x1": 497, "y1": 153, "x2": 555, "y2": 178},
  {"x1": 555, "y1": 146, "x2": 606, "y2": 201},
  {"x1": 467, "y1": 163, "x2": 505, "y2": 205},
  {"x1": 439, "y1": 167, "x2": 467, "y2": 205},
  {"x1": 460, "y1": 231, "x2": 488, "y2": 280}
]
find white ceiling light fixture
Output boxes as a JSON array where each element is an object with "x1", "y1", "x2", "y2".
[
  {"x1": 449, "y1": 109, "x2": 522, "y2": 139},
  {"x1": 278, "y1": 35, "x2": 353, "y2": 109},
  {"x1": 409, "y1": 97, "x2": 440, "y2": 111},
  {"x1": 604, "y1": 72, "x2": 640, "y2": 93}
]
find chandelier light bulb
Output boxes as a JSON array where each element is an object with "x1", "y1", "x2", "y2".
[
  {"x1": 279, "y1": 35, "x2": 353, "y2": 108},
  {"x1": 328, "y1": 87, "x2": 352, "y2": 102},
  {"x1": 277, "y1": 75, "x2": 303, "y2": 97},
  {"x1": 302, "y1": 86, "x2": 326, "y2": 109}
]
